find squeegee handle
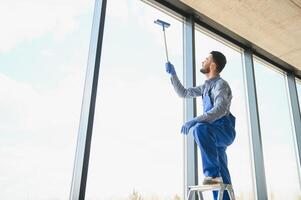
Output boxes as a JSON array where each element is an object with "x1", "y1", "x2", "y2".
[{"x1": 163, "y1": 29, "x2": 169, "y2": 62}]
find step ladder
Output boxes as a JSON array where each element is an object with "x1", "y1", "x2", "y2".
[{"x1": 187, "y1": 183, "x2": 235, "y2": 200}]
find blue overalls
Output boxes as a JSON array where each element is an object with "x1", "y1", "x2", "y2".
[{"x1": 192, "y1": 78, "x2": 236, "y2": 200}]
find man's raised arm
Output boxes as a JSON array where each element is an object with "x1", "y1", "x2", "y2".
[{"x1": 165, "y1": 62, "x2": 203, "y2": 98}]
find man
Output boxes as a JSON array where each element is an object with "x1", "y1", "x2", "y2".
[{"x1": 165, "y1": 51, "x2": 236, "y2": 200}]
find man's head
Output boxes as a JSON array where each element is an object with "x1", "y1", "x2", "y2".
[{"x1": 200, "y1": 51, "x2": 227, "y2": 74}]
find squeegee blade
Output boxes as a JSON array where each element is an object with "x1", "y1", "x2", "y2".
[{"x1": 154, "y1": 19, "x2": 170, "y2": 28}]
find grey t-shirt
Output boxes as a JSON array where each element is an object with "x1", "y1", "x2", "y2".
[{"x1": 170, "y1": 74, "x2": 232, "y2": 123}]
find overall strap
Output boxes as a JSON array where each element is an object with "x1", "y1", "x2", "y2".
[{"x1": 201, "y1": 77, "x2": 221, "y2": 100}]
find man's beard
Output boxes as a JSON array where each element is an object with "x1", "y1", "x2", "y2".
[{"x1": 200, "y1": 67, "x2": 210, "y2": 74}]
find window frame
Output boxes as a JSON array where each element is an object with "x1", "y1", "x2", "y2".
[{"x1": 70, "y1": 1, "x2": 301, "y2": 199}]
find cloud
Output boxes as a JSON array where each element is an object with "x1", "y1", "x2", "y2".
[
  {"x1": 0, "y1": 63, "x2": 85, "y2": 143},
  {"x1": 0, "y1": 0, "x2": 94, "y2": 53},
  {"x1": 0, "y1": 64, "x2": 86, "y2": 199}
]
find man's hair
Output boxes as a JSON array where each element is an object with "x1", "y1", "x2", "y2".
[{"x1": 210, "y1": 51, "x2": 227, "y2": 73}]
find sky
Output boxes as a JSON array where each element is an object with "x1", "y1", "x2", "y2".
[
  {"x1": 253, "y1": 59, "x2": 301, "y2": 199},
  {"x1": 1, "y1": 0, "x2": 301, "y2": 200},
  {"x1": 0, "y1": 0, "x2": 95, "y2": 199},
  {"x1": 86, "y1": 1, "x2": 184, "y2": 199}
]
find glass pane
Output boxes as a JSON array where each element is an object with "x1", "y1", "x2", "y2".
[
  {"x1": 296, "y1": 79, "x2": 301, "y2": 114},
  {"x1": 85, "y1": 1, "x2": 184, "y2": 199},
  {"x1": 194, "y1": 26, "x2": 255, "y2": 200},
  {"x1": 0, "y1": 1, "x2": 94, "y2": 199},
  {"x1": 254, "y1": 59, "x2": 301, "y2": 199}
]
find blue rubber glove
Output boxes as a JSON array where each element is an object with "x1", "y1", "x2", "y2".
[
  {"x1": 165, "y1": 62, "x2": 176, "y2": 76},
  {"x1": 181, "y1": 118, "x2": 198, "y2": 135}
]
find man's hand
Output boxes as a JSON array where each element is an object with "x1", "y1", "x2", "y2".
[
  {"x1": 165, "y1": 62, "x2": 176, "y2": 76},
  {"x1": 181, "y1": 118, "x2": 198, "y2": 135}
]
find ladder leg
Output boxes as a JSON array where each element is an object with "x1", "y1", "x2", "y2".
[
  {"x1": 197, "y1": 191, "x2": 204, "y2": 200},
  {"x1": 227, "y1": 186, "x2": 236, "y2": 200},
  {"x1": 217, "y1": 188, "x2": 224, "y2": 200},
  {"x1": 187, "y1": 190, "x2": 192, "y2": 200}
]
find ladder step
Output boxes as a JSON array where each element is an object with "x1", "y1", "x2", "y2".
[
  {"x1": 189, "y1": 183, "x2": 224, "y2": 191},
  {"x1": 187, "y1": 184, "x2": 235, "y2": 200}
]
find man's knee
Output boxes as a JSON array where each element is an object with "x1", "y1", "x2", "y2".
[{"x1": 193, "y1": 123, "x2": 210, "y2": 141}]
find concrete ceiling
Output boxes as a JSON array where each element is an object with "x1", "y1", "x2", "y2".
[{"x1": 179, "y1": 0, "x2": 301, "y2": 71}]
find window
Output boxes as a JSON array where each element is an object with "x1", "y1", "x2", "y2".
[
  {"x1": 0, "y1": 1, "x2": 94, "y2": 199},
  {"x1": 254, "y1": 58, "x2": 301, "y2": 199},
  {"x1": 194, "y1": 26, "x2": 255, "y2": 200},
  {"x1": 85, "y1": 1, "x2": 184, "y2": 199}
]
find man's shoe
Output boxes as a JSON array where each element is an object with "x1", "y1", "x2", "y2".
[{"x1": 202, "y1": 176, "x2": 223, "y2": 185}]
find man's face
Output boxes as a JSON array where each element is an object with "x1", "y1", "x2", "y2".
[{"x1": 200, "y1": 54, "x2": 214, "y2": 74}]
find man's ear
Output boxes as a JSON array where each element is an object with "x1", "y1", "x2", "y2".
[{"x1": 210, "y1": 62, "x2": 217, "y2": 70}]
